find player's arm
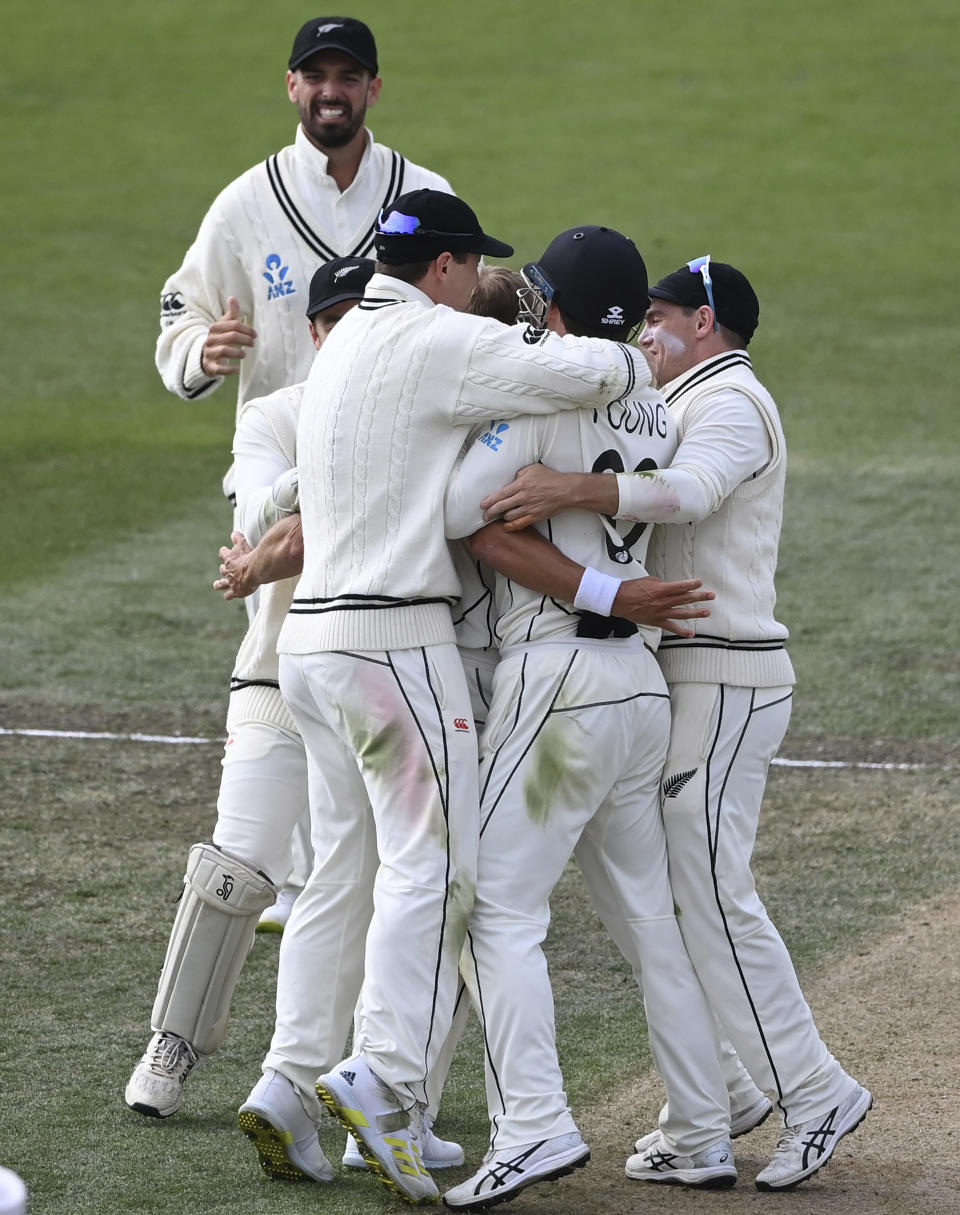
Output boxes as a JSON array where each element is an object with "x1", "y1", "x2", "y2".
[
  {"x1": 213, "y1": 516, "x2": 303, "y2": 600},
  {"x1": 468, "y1": 523, "x2": 712, "y2": 637},
  {"x1": 156, "y1": 201, "x2": 257, "y2": 400},
  {"x1": 483, "y1": 389, "x2": 774, "y2": 531},
  {"x1": 454, "y1": 319, "x2": 651, "y2": 425},
  {"x1": 445, "y1": 414, "x2": 711, "y2": 635},
  {"x1": 481, "y1": 464, "x2": 619, "y2": 531},
  {"x1": 232, "y1": 403, "x2": 299, "y2": 545}
]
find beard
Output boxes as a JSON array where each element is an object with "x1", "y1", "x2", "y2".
[{"x1": 299, "y1": 97, "x2": 368, "y2": 150}]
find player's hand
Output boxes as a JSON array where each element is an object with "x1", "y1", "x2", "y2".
[
  {"x1": 214, "y1": 531, "x2": 257, "y2": 599},
  {"x1": 613, "y1": 576, "x2": 713, "y2": 637},
  {"x1": 482, "y1": 464, "x2": 600, "y2": 532},
  {"x1": 201, "y1": 297, "x2": 257, "y2": 377}
]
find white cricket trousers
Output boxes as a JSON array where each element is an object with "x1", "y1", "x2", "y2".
[
  {"x1": 461, "y1": 644, "x2": 730, "y2": 1154},
  {"x1": 662, "y1": 682, "x2": 858, "y2": 1126},
  {"x1": 212, "y1": 716, "x2": 309, "y2": 883},
  {"x1": 267, "y1": 645, "x2": 479, "y2": 1109}
]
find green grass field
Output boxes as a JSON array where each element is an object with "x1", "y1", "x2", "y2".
[{"x1": 1, "y1": 2, "x2": 958, "y2": 1212}]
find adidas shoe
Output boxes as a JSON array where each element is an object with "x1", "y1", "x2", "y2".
[
  {"x1": 626, "y1": 1131, "x2": 737, "y2": 1188},
  {"x1": 442, "y1": 1132, "x2": 590, "y2": 1211},
  {"x1": 316, "y1": 1053, "x2": 438, "y2": 1204},
  {"x1": 256, "y1": 885, "x2": 301, "y2": 934},
  {"x1": 238, "y1": 1069, "x2": 334, "y2": 1184},
  {"x1": 730, "y1": 1094, "x2": 773, "y2": 1139},
  {"x1": 755, "y1": 1084, "x2": 872, "y2": 1191},
  {"x1": 124, "y1": 1031, "x2": 200, "y2": 1118},
  {"x1": 343, "y1": 1111, "x2": 464, "y2": 1169}
]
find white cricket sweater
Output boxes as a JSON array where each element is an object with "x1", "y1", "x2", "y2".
[
  {"x1": 226, "y1": 382, "x2": 304, "y2": 734},
  {"x1": 617, "y1": 350, "x2": 795, "y2": 688},
  {"x1": 278, "y1": 275, "x2": 645, "y2": 655},
  {"x1": 155, "y1": 125, "x2": 452, "y2": 427}
]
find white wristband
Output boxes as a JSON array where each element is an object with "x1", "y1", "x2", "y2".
[{"x1": 573, "y1": 566, "x2": 622, "y2": 617}]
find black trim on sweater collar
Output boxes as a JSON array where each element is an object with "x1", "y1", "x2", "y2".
[{"x1": 662, "y1": 350, "x2": 752, "y2": 406}]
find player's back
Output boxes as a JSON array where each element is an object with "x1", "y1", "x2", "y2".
[{"x1": 488, "y1": 392, "x2": 677, "y2": 652}]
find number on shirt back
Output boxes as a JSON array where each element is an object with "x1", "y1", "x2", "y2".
[{"x1": 592, "y1": 451, "x2": 658, "y2": 564}]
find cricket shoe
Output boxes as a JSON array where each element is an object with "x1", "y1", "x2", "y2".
[
  {"x1": 652, "y1": 1093, "x2": 772, "y2": 1144},
  {"x1": 754, "y1": 1084, "x2": 872, "y2": 1191},
  {"x1": 124, "y1": 1031, "x2": 200, "y2": 1118},
  {"x1": 443, "y1": 1132, "x2": 590, "y2": 1211},
  {"x1": 256, "y1": 885, "x2": 300, "y2": 934},
  {"x1": 626, "y1": 1131, "x2": 737, "y2": 1188},
  {"x1": 238, "y1": 1068, "x2": 334, "y2": 1184},
  {"x1": 316, "y1": 1053, "x2": 438, "y2": 1204},
  {"x1": 343, "y1": 1111, "x2": 464, "y2": 1169},
  {"x1": 730, "y1": 1094, "x2": 773, "y2": 1139}
]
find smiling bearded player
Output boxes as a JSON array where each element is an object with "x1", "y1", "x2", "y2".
[{"x1": 154, "y1": 14, "x2": 454, "y2": 930}]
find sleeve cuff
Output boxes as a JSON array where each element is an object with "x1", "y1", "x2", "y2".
[{"x1": 181, "y1": 335, "x2": 222, "y2": 398}]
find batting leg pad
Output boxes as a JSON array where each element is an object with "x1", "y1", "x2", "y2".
[{"x1": 151, "y1": 842, "x2": 276, "y2": 1055}]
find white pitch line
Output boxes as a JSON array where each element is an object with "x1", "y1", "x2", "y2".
[
  {"x1": 771, "y1": 757, "x2": 932, "y2": 772},
  {"x1": 0, "y1": 727, "x2": 218, "y2": 745},
  {"x1": 0, "y1": 725, "x2": 951, "y2": 771}
]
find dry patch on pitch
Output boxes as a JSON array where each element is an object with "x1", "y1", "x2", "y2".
[{"x1": 517, "y1": 892, "x2": 960, "y2": 1215}]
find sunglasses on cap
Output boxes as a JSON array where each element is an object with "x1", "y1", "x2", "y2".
[
  {"x1": 687, "y1": 255, "x2": 720, "y2": 333},
  {"x1": 378, "y1": 208, "x2": 478, "y2": 240}
]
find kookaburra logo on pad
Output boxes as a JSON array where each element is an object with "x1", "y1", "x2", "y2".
[{"x1": 602, "y1": 306, "x2": 625, "y2": 325}]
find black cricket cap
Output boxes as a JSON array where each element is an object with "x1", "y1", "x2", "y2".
[
  {"x1": 289, "y1": 17, "x2": 378, "y2": 75},
  {"x1": 649, "y1": 261, "x2": 760, "y2": 344},
  {"x1": 375, "y1": 189, "x2": 514, "y2": 264},
  {"x1": 306, "y1": 256, "x2": 375, "y2": 318},
  {"x1": 526, "y1": 226, "x2": 649, "y2": 340}
]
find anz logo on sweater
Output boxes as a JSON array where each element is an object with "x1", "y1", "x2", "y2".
[
  {"x1": 479, "y1": 423, "x2": 509, "y2": 452},
  {"x1": 263, "y1": 254, "x2": 296, "y2": 301}
]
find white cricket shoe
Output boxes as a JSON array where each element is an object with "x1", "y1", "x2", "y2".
[
  {"x1": 316, "y1": 1052, "x2": 438, "y2": 1204},
  {"x1": 730, "y1": 1093, "x2": 774, "y2": 1138},
  {"x1": 256, "y1": 885, "x2": 300, "y2": 934},
  {"x1": 443, "y1": 1132, "x2": 590, "y2": 1211},
  {"x1": 238, "y1": 1068, "x2": 334, "y2": 1183},
  {"x1": 124, "y1": 1031, "x2": 200, "y2": 1118},
  {"x1": 626, "y1": 1131, "x2": 737, "y2": 1188},
  {"x1": 755, "y1": 1084, "x2": 872, "y2": 1191},
  {"x1": 343, "y1": 1111, "x2": 464, "y2": 1169},
  {"x1": 652, "y1": 1091, "x2": 772, "y2": 1145}
]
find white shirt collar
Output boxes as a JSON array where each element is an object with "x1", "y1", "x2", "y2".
[
  {"x1": 364, "y1": 272, "x2": 436, "y2": 308},
  {"x1": 293, "y1": 124, "x2": 375, "y2": 191}
]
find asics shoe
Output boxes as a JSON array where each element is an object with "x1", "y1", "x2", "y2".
[
  {"x1": 317, "y1": 1053, "x2": 438, "y2": 1204},
  {"x1": 443, "y1": 1132, "x2": 590, "y2": 1211},
  {"x1": 343, "y1": 1111, "x2": 464, "y2": 1169},
  {"x1": 730, "y1": 1094, "x2": 773, "y2": 1139},
  {"x1": 238, "y1": 1069, "x2": 333, "y2": 1184},
  {"x1": 755, "y1": 1084, "x2": 872, "y2": 1191},
  {"x1": 626, "y1": 1131, "x2": 737, "y2": 1188},
  {"x1": 124, "y1": 1031, "x2": 200, "y2": 1118},
  {"x1": 651, "y1": 1092, "x2": 771, "y2": 1146}
]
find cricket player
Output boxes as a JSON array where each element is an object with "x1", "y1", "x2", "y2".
[
  {"x1": 236, "y1": 188, "x2": 679, "y2": 1206},
  {"x1": 480, "y1": 258, "x2": 872, "y2": 1192},
  {"x1": 126, "y1": 261, "x2": 373, "y2": 1131},
  {"x1": 156, "y1": 16, "x2": 452, "y2": 440},
  {"x1": 155, "y1": 12, "x2": 453, "y2": 925},
  {"x1": 442, "y1": 228, "x2": 736, "y2": 1210},
  {"x1": 129, "y1": 257, "x2": 466, "y2": 1178}
]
